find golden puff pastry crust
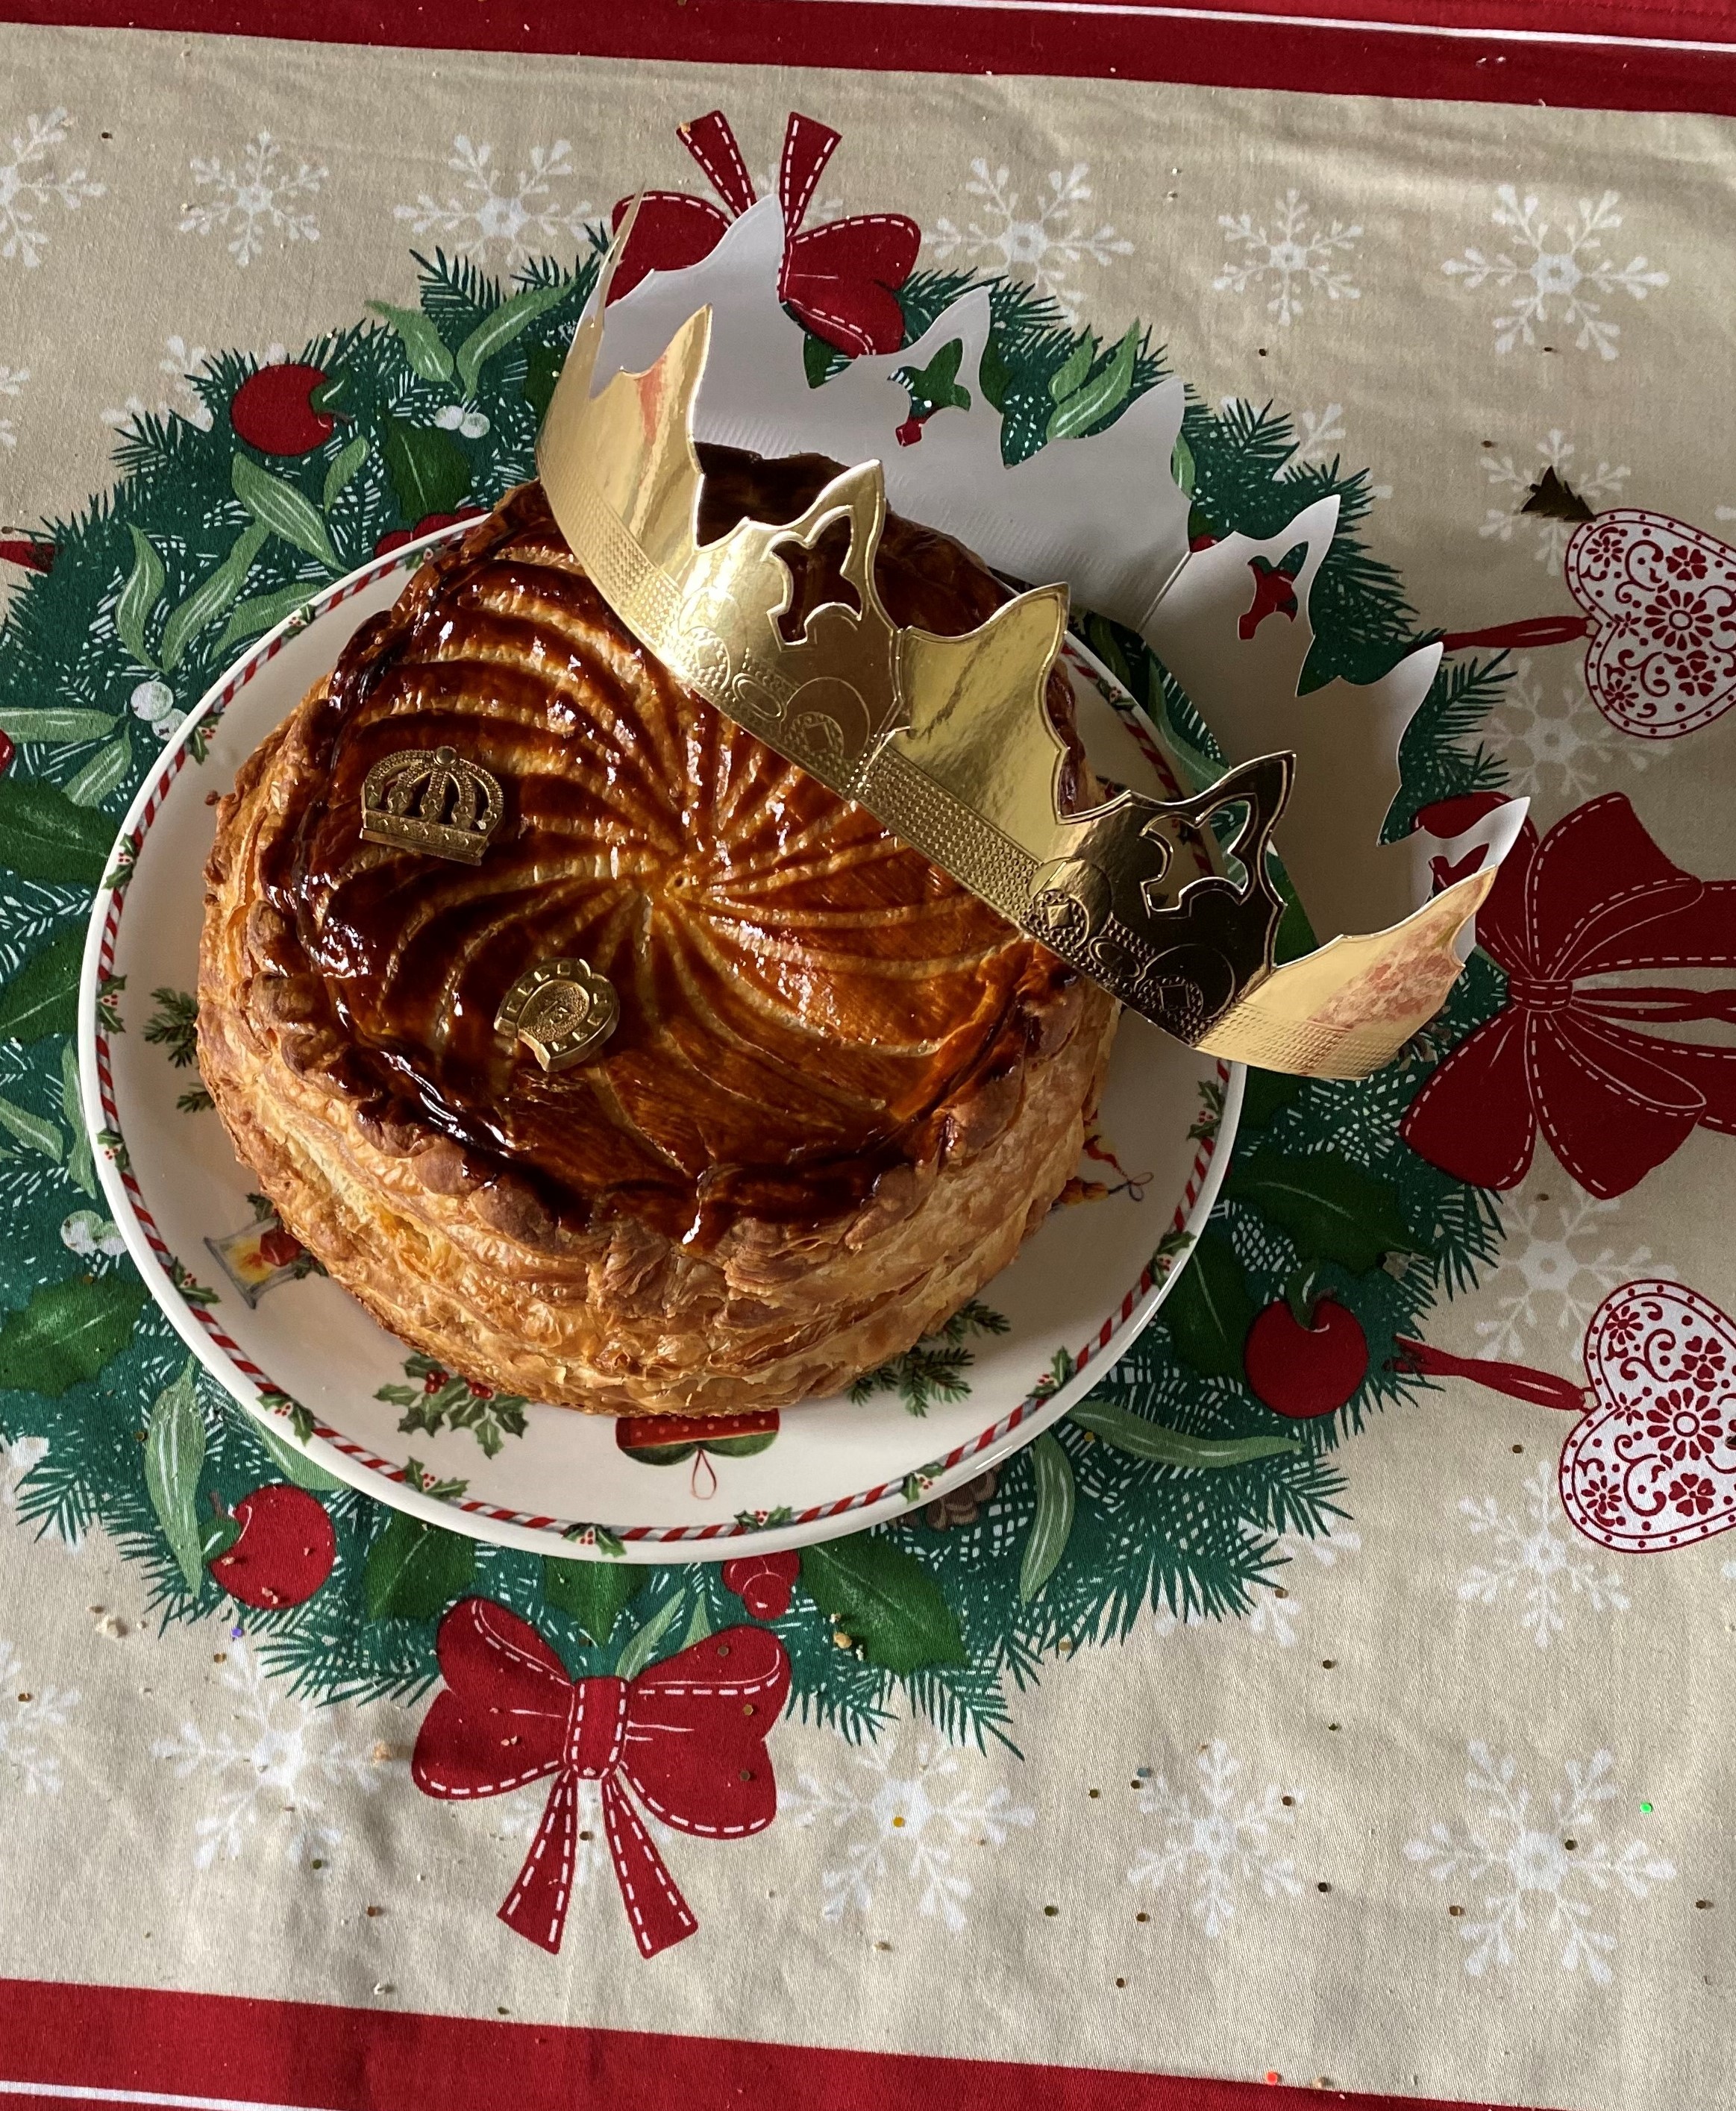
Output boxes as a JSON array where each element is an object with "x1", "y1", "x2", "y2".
[{"x1": 198, "y1": 460, "x2": 1118, "y2": 1415}]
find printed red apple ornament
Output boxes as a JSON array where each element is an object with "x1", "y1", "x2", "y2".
[
  {"x1": 1246, "y1": 1273, "x2": 1369, "y2": 1420},
  {"x1": 208, "y1": 1483, "x2": 336, "y2": 1608},
  {"x1": 229, "y1": 363, "x2": 335, "y2": 457}
]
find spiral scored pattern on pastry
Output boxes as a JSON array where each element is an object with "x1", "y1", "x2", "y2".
[{"x1": 198, "y1": 457, "x2": 1119, "y2": 1415}]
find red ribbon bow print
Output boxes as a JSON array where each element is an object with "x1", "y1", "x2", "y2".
[
  {"x1": 413, "y1": 1597, "x2": 791, "y2": 1958},
  {"x1": 1402, "y1": 792, "x2": 1736, "y2": 1199},
  {"x1": 609, "y1": 109, "x2": 921, "y2": 356}
]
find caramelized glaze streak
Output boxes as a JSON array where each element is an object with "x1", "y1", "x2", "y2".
[{"x1": 260, "y1": 454, "x2": 1077, "y2": 1245}]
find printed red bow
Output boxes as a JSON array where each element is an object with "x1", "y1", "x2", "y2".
[
  {"x1": 609, "y1": 109, "x2": 921, "y2": 356},
  {"x1": 1401, "y1": 791, "x2": 1736, "y2": 1199},
  {"x1": 413, "y1": 1597, "x2": 790, "y2": 1958}
]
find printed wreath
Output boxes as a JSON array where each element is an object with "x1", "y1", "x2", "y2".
[{"x1": 0, "y1": 209, "x2": 1508, "y2": 1746}]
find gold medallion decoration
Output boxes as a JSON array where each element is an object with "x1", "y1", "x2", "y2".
[
  {"x1": 360, "y1": 745, "x2": 504, "y2": 865},
  {"x1": 528, "y1": 219, "x2": 1497, "y2": 1080},
  {"x1": 495, "y1": 959, "x2": 621, "y2": 1073}
]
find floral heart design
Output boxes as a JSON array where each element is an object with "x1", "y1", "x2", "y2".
[
  {"x1": 1559, "y1": 1279, "x2": 1736, "y2": 1552},
  {"x1": 1565, "y1": 509, "x2": 1736, "y2": 739}
]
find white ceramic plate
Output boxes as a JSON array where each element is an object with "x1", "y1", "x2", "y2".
[{"x1": 79, "y1": 528, "x2": 1241, "y2": 1562}]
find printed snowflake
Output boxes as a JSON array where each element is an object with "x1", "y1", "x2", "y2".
[
  {"x1": 1457, "y1": 1461, "x2": 1629, "y2": 1649},
  {"x1": 151, "y1": 1642, "x2": 380, "y2": 1868},
  {"x1": 0, "y1": 363, "x2": 25, "y2": 449},
  {"x1": 101, "y1": 337, "x2": 216, "y2": 435},
  {"x1": 783, "y1": 1725, "x2": 1034, "y2": 1932},
  {"x1": 0, "y1": 107, "x2": 105, "y2": 269},
  {"x1": 1478, "y1": 428, "x2": 1629, "y2": 568},
  {"x1": 1444, "y1": 188, "x2": 1667, "y2": 360},
  {"x1": 1247, "y1": 1522, "x2": 1362, "y2": 1649},
  {"x1": 1473, "y1": 1191, "x2": 1659, "y2": 1360},
  {"x1": 1405, "y1": 1744, "x2": 1674, "y2": 1980},
  {"x1": 1126, "y1": 1739, "x2": 1301, "y2": 1936},
  {"x1": 1485, "y1": 656, "x2": 1648, "y2": 810},
  {"x1": 0, "y1": 1638, "x2": 78, "y2": 1795},
  {"x1": 1213, "y1": 191, "x2": 1361, "y2": 328},
  {"x1": 927, "y1": 160, "x2": 1130, "y2": 324},
  {"x1": 394, "y1": 135, "x2": 594, "y2": 270},
  {"x1": 179, "y1": 133, "x2": 325, "y2": 268}
]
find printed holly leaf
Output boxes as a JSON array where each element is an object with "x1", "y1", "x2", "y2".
[
  {"x1": 612, "y1": 1590, "x2": 687, "y2": 1681},
  {"x1": 383, "y1": 418, "x2": 471, "y2": 520},
  {"x1": 0, "y1": 777, "x2": 117, "y2": 886},
  {"x1": 543, "y1": 1553, "x2": 645, "y2": 1644},
  {"x1": 62, "y1": 725, "x2": 131, "y2": 809},
  {"x1": 0, "y1": 1273, "x2": 146, "y2": 1397},
  {"x1": 1018, "y1": 1431, "x2": 1075, "y2": 1604},
  {"x1": 160, "y1": 521, "x2": 269, "y2": 672},
  {"x1": 322, "y1": 432, "x2": 371, "y2": 513},
  {"x1": 1159, "y1": 1226, "x2": 1255, "y2": 1378},
  {"x1": 798, "y1": 1533, "x2": 966, "y2": 1674},
  {"x1": 1223, "y1": 1149, "x2": 1426, "y2": 1273},
  {"x1": 217, "y1": 581, "x2": 321, "y2": 653},
  {"x1": 0, "y1": 926, "x2": 84, "y2": 1044},
  {"x1": 232, "y1": 453, "x2": 339, "y2": 570},
  {"x1": 0, "y1": 706, "x2": 122, "y2": 745},
  {"x1": 247, "y1": 1413, "x2": 346, "y2": 1493},
  {"x1": 367, "y1": 300, "x2": 455, "y2": 384},
  {"x1": 60, "y1": 1041, "x2": 96, "y2": 1197},
  {"x1": 1068, "y1": 1397, "x2": 1300, "y2": 1468},
  {"x1": 363, "y1": 1511, "x2": 475, "y2": 1620},
  {"x1": 0, "y1": 1091, "x2": 62, "y2": 1161},
  {"x1": 145, "y1": 1359, "x2": 207, "y2": 1595},
  {"x1": 116, "y1": 525, "x2": 166, "y2": 668},
  {"x1": 1048, "y1": 325, "x2": 1138, "y2": 443},
  {"x1": 454, "y1": 277, "x2": 571, "y2": 397}
]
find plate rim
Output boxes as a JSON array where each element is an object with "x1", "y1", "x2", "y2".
[{"x1": 78, "y1": 525, "x2": 1243, "y2": 1563}]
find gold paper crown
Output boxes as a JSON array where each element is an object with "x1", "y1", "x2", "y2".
[{"x1": 535, "y1": 243, "x2": 1495, "y2": 1079}]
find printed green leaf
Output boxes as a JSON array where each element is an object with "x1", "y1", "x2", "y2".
[
  {"x1": 542, "y1": 1553, "x2": 645, "y2": 1645},
  {"x1": 454, "y1": 278, "x2": 570, "y2": 397},
  {"x1": 322, "y1": 431, "x2": 370, "y2": 512},
  {"x1": 363, "y1": 1510, "x2": 476, "y2": 1620},
  {"x1": 60, "y1": 1041, "x2": 95, "y2": 1196},
  {"x1": 232, "y1": 453, "x2": 339, "y2": 569},
  {"x1": 1170, "y1": 430, "x2": 1197, "y2": 497},
  {"x1": 116, "y1": 526, "x2": 166, "y2": 668},
  {"x1": 145, "y1": 1359, "x2": 207, "y2": 1594},
  {"x1": 1160, "y1": 1226, "x2": 1256, "y2": 1378},
  {"x1": 0, "y1": 707, "x2": 121, "y2": 745},
  {"x1": 1048, "y1": 335, "x2": 1095, "y2": 404},
  {"x1": 247, "y1": 1413, "x2": 347, "y2": 1493},
  {"x1": 613, "y1": 1590, "x2": 686, "y2": 1681},
  {"x1": 1223, "y1": 1149, "x2": 1426, "y2": 1273},
  {"x1": 63, "y1": 724, "x2": 132, "y2": 808},
  {"x1": 0, "y1": 1091, "x2": 62, "y2": 1161},
  {"x1": 0, "y1": 1272, "x2": 146, "y2": 1396},
  {"x1": 160, "y1": 521, "x2": 269, "y2": 672},
  {"x1": 0, "y1": 776, "x2": 117, "y2": 885},
  {"x1": 216, "y1": 580, "x2": 322, "y2": 653},
  {"x1": 977, "y1": 334, "x2": 1010, "y2": 411},
  {"x1": 1018, "y1": 1431, "x2": 1075, "y2": 1603},
  {"x1": 1068, "y1": 1396, "x2": 1300, "y2": 1468},
  {"x1": 0, "y1": 926, "x2": 86, "y2": 1042},
  {"x1": 894, "y1": 338, "x2": 971, "y2": 416},
  {"x1": 522, "y1": 339, "x2": 563, "y2": 419},
  {"x1": 1047, "y1": 325, "x2": 1138, "y2": 442},
  {"x1": 681, "y1": 1594, "x2": 714, "y2": 1648},
  {"x1": 383, "y1": 418, "x2": 471, "y2": 521},
  {"x1": 799, "y1": 1534, "x2": 967, "y2": 1674},
  {"x1": 367, "y1": 299, "x2": 456, "y2": 384}
]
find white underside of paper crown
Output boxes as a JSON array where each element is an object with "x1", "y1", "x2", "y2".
[{"x1": 592, "y1": 198, "x2": 1525, "y2": 948}]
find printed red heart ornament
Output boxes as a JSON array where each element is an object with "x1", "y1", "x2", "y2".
[{"x1": 1566, "y1": 510, "x2": 1736, "y2": 739}]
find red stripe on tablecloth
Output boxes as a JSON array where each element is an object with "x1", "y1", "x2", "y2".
[
  {"x1": 4, "y1": 0, "x2": 1736, "y2": 115},
  {"x1": 0, "y1": 1978, "x2": 1541, "y2": 2111}
]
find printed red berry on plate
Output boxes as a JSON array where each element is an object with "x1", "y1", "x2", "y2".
[
  {"x1": 721, "y1": 1550, "x2": 800, "y2": 1620},
  {"x1": 1244, "y1": 1297, "x2": 1369, "y2": 1419},
  {"x1": 230, "y1": 363, "x2": 334, "y2": 457},
  {"x1": 208, "y1": 1484, "x2": 336, "y2": 1608}
]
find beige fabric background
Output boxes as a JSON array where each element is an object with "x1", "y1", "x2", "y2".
[{"x1": 3, "y1": 25, "x2": 1735, "y2": 2106}]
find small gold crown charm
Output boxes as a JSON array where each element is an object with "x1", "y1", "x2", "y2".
[
  {"x1": 360, "y1": 745, "x2": 504, "y2": 864},
  {"x1": 496, "y1": 959, "x2": 621, "y2": 1073}
]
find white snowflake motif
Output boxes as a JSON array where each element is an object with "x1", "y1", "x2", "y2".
[
  {"x1": 783, "y1": 1728, "x2": 1034, "y2": 1932},
  {"x1": 1247, "y1": 1522, "x2": 1362, "y2": 1648},
  {"x1": 927, "y1": 161, "x2": 1131, "y2": 324},
  {"x1": 1473, "y1": 1191, "x2": 1658, "y2": 1360},
  {"x1": 101, "y1": 337, "x2": 216, "y2": 435},
  {"x1": 1485, "y1": 656, "x2": 1647, "y2": 809},
  {"x1": 151, "y1": 1642, "x2": 378, "y2": 1869},
  {"x1": 394, "y1": 136, "x2": 593, "y2": 270},
  {"x1": 0, "y1": 107, "x2": 105, "y2": 269},
  {"x1": 1213, "y1": 190, "x2": 1360, "y2": 329},
  {"x1": 1406, "y1": 1745, "x2": 1674, "y2": 1980},
  {"x1": 0, "y1": 363, "x2": 26, "y2": 449},
  {"x1": 1127, "y1": 1740, "x2": 1301, "y2": 1937},
  {"x1": 1479, "y1": 429, "x2": 1629, "y2": 569},
  {"x1": 1444, "y1": 188, "x2": 1667, "y2": 360},
  {"x1": 1458, "y1": 1461, "x2": 1629, "y2": 1649},
  {"x1": 180, "y1": 133, "x2": 324, "y2": 268},
  {"x1": 0, "y1": 1639, "x2": 78, "y2": 1795}
]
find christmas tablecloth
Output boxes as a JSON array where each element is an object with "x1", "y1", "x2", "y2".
[{"x1": 2, "y1": 9, "x2": 1735, "y2": 2107}]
